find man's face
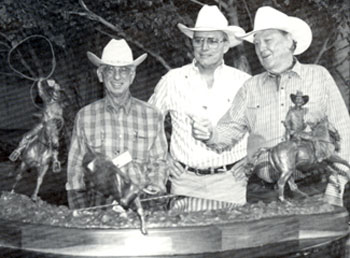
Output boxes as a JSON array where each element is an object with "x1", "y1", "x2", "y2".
[
  {"x1": 254, "y1": 29, "x2": 294, "y2": 73},
  {"x1": 98, "y1": 65, "x2": 135, "y2": 96},
  {"x1": 192, "y1": 31, "x2": 229, "y2": 70},
  {"x1": 295, "y1": 96, "x2": 304, "y2": 106}
]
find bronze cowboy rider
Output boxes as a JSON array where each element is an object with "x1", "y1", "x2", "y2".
[
  {"x1": 284, "y1": 91, "x2": 337, "y2": 163},
  {"x1": 283, "y1": 90, "x2": 309, "y2": 141},
  {"x1": 9, "y1": 79, "x2": 63, "y2": 172}
]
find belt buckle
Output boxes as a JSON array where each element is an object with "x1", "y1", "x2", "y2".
[
  {"x1": 210, "y1": 168, "x2": 215, "y2": 174},
  {"x1": 217, "y1": 166, "x2": 227, "y2": 172},
  {"x1": 195, "y1": 168, "x2": 205, "y2": 176}
]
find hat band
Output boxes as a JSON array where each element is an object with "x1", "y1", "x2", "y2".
[{"x1": 102, "y1": 59, "x2": 134, "y2": 66}]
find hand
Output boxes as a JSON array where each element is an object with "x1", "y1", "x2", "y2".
[
  {"x1": 125, "y1": 162, "x2": 147, "y2": 186},
  {"x1": 189, "y1": 115, "x2": 213, "y2": 141},
  {"x1": 143, "y1": 184, "x2": 162, "y2": 195},
  {"x1": 167, "y1": 154, "x2": 185, "y2": 178},
  {"x1": 233, "y1": 168, "x2": 248, "y2": 183},
  {"x1": 9, "y1": 150, "x2": 20, "y2": 162}
]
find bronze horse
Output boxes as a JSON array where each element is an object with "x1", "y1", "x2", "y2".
[
  {"x1": 11, "y1": 118, "x2": 62, "y2": 201},
  {"x1": 250, "y1": 118, "x2": 350, "y2": 203},
  {"x1": 9, "y1": 79, "x2": 66, "y2": 201}
]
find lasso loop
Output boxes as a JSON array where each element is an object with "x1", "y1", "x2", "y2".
[
  {"x1": 8, "y1": 35, "x2": 56, "y2": 81},
  {"x1": 8, "y1": 35, "x2": 56, "y2": 108}
]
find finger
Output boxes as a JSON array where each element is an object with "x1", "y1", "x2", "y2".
[
  {"x1": 170, "y1": 162, "x2": 184, "y2": 178},
  {"x1": 192, "y1": 128, "x2": 211, "y2": 140}
]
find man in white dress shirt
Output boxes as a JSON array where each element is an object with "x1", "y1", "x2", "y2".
[{"x1": 148, "y1": 5, "x2": 251, "y2": 211}]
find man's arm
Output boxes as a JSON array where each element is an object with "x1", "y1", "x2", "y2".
[
  {"x1": 146, "y1": 112, "x2": 169, "y2": 193},
  {"x1": 196, "y1": 86, "x2": 250, "y2": 152},
  {"x1": 148, "y1": 75, "x2": 170, "y2": 115},
  {"x1": 322, "y1": 67, "x2": 350, "y2": 206},
  {"x1": 66, "y1": 112, "x2": 89, "y2": 209}
]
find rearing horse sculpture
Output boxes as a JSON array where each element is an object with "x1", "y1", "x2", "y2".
[{"x1": 9, "y1": 79, "x2": 64, "y2": 201}]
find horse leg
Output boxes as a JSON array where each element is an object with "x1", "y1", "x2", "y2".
[
  {"x1": 133, "y1": 196, "x2": 147, "y2": 235},
  {"x1": 277, "y1": 170, "x2": 293, "y2": 203},
  {"x1": 11, "y1": 162, "x2": 26, "y2": 193},
  {"x1": 120, "y1": 184, "x2": 140, "y2": 208},
  {"x1": 287, "y1": 176, "x2": 309, "y2": 199},
  {"x1": 32, "y1": 163, "x2": 49, "y2": 201},
  {"x1": 269, "y1": 148, "x2": 293, "y2": 203}
]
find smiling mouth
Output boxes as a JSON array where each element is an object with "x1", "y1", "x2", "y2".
[
  {"x1": 112, "y1": 83, "x2": 124, "y2": 87},
  {"x1": 199, "y1": 53, "x2": 211, "y2": 58},
  {"x1": 261, "y1": 54, "x2": 271, "y2": 59}
]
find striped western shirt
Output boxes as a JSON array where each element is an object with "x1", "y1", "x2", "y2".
[
  {"x1": 66, "y1": 95, "x2": 168, "y2": 197},
  {"x1": 148, "y1": 60, "x2": 251, "y2": 169},
  {"x1": 208, "y1": 61, "x2": 350, "y2": 200}
]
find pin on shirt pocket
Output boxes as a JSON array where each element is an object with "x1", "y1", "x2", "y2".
[{"x1": 133, "y1": 130, "x2": 147, "y2": 141}]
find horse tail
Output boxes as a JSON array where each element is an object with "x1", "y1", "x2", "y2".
[{"x1": 247, "y1": 147, "x2": 271, "y2": 174}]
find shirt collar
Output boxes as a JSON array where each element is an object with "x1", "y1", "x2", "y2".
[
  {"x1": 263, "y1": 58, "x2": 301, "y2": 82},
  {"x1": 190, "y1": 59, "x2": 225, "y2": 73},
  {"x1": 105, "y1": 92, "x2": 132, "y2": 114}
]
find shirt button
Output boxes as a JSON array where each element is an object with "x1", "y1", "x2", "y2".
[
  {"x1": 281, "y1": 103, "x2": 284, "y2": 106},
  {"x1": 281, "y1": 87, "x2": 284, "y2": 90}
]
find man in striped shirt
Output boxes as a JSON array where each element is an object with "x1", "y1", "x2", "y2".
[
  {"x1": 193, "y1": 6, "x2": 350, "y2": 207},
  {"x1": 149, "y1": 5, "x2": 251, "y2": 211},
  {"x1": 66, "y1": 39, "x2": 168, "y2": 209}
]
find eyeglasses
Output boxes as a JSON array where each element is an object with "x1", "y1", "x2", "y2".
[
  {"x1": 192, "y1": 37, "x2": 226, "y2": 49},
  {"x1": 103, "y1": 66, "x2": 133, "y2": 78}
]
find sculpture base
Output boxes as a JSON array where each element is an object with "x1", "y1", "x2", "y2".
[{"x1": 0, "y1": 207, "x2": 348, "y2": 257}]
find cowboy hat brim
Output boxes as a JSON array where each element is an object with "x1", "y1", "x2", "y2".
[
  {"x1": 87, "y1": 52, "x2": 148, "y2": 67},
  {"x1": 177, "y1": 23, "x2": 245, "y2": 48},
  {"x1": 237, "y1": 16, "x2": 312, "y2": 55},
  {"x1": 290, "y1": 94, "x2": 309, "y2": 105}
]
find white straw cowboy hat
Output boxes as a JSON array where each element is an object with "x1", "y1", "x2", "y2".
[
  {"x1": 87, "y1": 39, "x2": 147, "y2": 67},
  {"x1": 177, "y1": 5, "x2": 245, "y2": 48},
  {"x1": 238, "y1": 6, "x2": 312, "y2": 55}
]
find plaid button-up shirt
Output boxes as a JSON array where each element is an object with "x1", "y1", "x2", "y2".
[
  {"x1": 66, "y1": 95, "x2": 168, "y2": 209},
  {"x1": 209, "y1": 61, "x2": 350, "y2": 200}
]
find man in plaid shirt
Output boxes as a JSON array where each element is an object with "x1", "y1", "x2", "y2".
[{"x1": 66, "y1": 39, "x2": 169, "y2": 209}]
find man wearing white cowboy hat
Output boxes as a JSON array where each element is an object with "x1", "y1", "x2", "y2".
[
  {"x1": 149, "y1": 5, "x2": 251, "y2": 212},
  {"x1": 193, "y1": 6, "x2": 350, "y2": 207},
  {"x1": 66, "y1": 39, "x2": 169, "y2": 209}
]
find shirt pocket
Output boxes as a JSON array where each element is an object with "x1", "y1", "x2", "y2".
[
  {"x1": 246, "y1": 101, "x2": 274, "y2": 132},
  {"x1": 127, "y1": 129, "x2": 156, "y2": 161},
  {"x1": 85, "y1": 129, "x2": 105, "y2": 154}
]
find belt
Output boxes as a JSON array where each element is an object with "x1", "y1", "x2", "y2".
[{"x1": 178, "y1": 161, "x2": 236, "y2": 175}]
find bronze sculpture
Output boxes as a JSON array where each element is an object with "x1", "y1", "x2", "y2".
[
  {"x1": 9, "y1": 79, "x2": 66, "y2": 201},
  {"x1": 249, "y1": 92, "x2": 350, "y2": 203}
]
